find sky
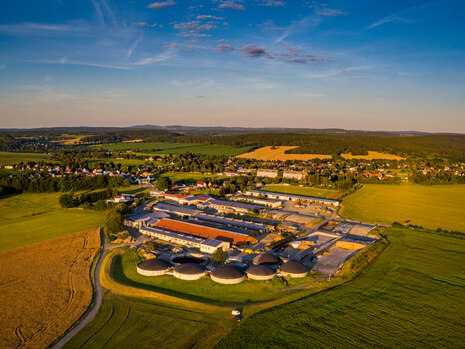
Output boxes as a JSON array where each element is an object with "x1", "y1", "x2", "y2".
[{"x1": 0, "y1": 0, "x2": 464, "y2": 132}]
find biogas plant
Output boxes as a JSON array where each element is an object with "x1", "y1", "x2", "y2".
[{"x1": 128, "y1": 191, "x2": 378, "y2": 284}]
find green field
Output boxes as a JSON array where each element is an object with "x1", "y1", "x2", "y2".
[
  {"x1": 161, "y1": 172, "x2": 227, "y2": 184},
  {"x1": 64, "y1": 293, "x2": 232, "y2": 349},
  {"x1": 342, "y1": 184, "x2": 465, "y2": 232},
  {"x1": 217, "y1": 227, "x2": 465, "y2": 348},
  {"x1": 111, "y1": 248, "x2": 319, "y2": 304},
  {"x1": 0, "y1": 193, "x2": 105, "y2": 251},
  {"x1": 0, "y1": 151, "x2": 54, "y2": 165},
  {"x1": 93, "y1": 142, "x2": 251, "y2": 157},
  {"x1": 262, "y1": 184, "x2": 341, "y2": 199}
]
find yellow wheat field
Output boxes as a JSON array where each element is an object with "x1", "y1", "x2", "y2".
[
  {"x1": 237, "y1": 146, "x2": 404, "y2": 161},
  {"x1": 0, "y1": 229, "x2": 101, "y2": 349}
]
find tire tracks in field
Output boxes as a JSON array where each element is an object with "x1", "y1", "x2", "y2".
[
  {"x1": 100, "y1": 306, "x2": 131, "y2": 348},
  {"x1": 18, "y1": 232, "x2": 91, "y2": 348},
  {"x1": 14, "y1": 325, "x2": 26, "y2": 348},
  {"x1": 77, "y1": 304, "x2": 115, "y2": 349}
]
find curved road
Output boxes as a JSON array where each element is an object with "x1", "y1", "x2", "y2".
[{"x1": 51, "y1": 228, "x2": 107, "y2": 349}]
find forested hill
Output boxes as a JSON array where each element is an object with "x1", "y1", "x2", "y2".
[
  {"x1": 2, "y1": 127, "x2": 465, "y2": 160},
  {"x1": 182, "y1": 133, "x2": 465, "y2": 159}
]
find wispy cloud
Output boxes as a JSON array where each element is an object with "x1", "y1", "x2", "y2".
[
  {"x1": 252, "y1": 82, "x2": 282, "y2": 89},
  {"x1": 365, "y1": 2, "x2": 441, "y2": 29},
  {"x1": 147, "y1": 0, "x2": 175, "y2": 9},
  {"x1": 275, "y1": 15, "x2": 322, "y2": 43},
  {"x1": 40, "y1": 57, "x2": 130, "y2": 70},
  {"x1": 0, "y1": 64, "x2": 6, "y2": 70},
  {"x1": 127, "y1": 39, "x2": 141, "y2": 58},
  {"x1": 133, "y1": 51, "x2": 172, "y2": 65},
  {"x1": 218, "y1": 0, "x2": 245, "y2": 11},
  {"x1": 316, "y1": 8, "x2": 346, "y2": 16},
  {"x1": 0, "y1": 22, "x2": 87, "y2": 36},
  {"x1": 241, "y1": 44, "x2": 268, "y2": 58},
  {"x1": 171, "y1": 78, "x2": 215, "y2": 89},
  {"x1": 256, "y1": 0, "x2": 285, "y2": 6},
  {"x1": 258, "y1": 20, "x2": 283, "y2": 30},
  {"x1": 216, "y1": 44, "x2": 234, "y2": 52},
  {"x1": 134, "y1": 22, "x2": 157, "y2": 27}
]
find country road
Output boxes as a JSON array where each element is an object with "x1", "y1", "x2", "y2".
[
  {"x1": 51, "y1": 228, "x2": 141, "y2": 349},
  {"x1": 51, "y1": 228, "x2": 107, "y2": 349}
]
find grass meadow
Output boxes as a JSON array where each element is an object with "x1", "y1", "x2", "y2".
[
  {"x1": 0, "y1": 229, "x2": 100, "y2": 349},
  {"x1": 63, "y1": 292, "x2": 233, "y2": 349},
  {"x1": 110, "y1": 248, "x2": 319, "y2": 304},
  {"x1": 262, "y1": 184, "x2": 342, "y2": 199},
  {"x1": 0, "y1": 193, "x2": 105, "y2": 251},
  {"x1": 0, "y1": 151, "x2": 54, "y2": 165},
  {"x1": 217, "y1": 227, "x2": 465, "y2": 348},
  {"x1": 93, "y1": 142, "x2": 251, "y2": 157},
  {"x1": 342, "y1": 184, "x2": 465, "y2": 232}
]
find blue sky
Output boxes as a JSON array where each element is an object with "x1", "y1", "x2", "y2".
[{"x1": 0, "y1": 0, "x2": 464, "y2": 132}]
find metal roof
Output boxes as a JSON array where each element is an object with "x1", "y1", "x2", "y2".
[
  {"x1": 195, "y1": 214, "x2": 268, "y2": 231},
  {"x1": 153, "y1": 202, "x2": 201, "y2": 215}
]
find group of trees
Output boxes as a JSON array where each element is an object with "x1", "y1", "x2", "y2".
[
  {"x1": 0, "y1": 174, "x2": 128, "y2": 197},
  {"x1": 59, "y1": 187, "x2": 119, "y2": 209}
]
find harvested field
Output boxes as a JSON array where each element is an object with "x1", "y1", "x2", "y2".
[
  {"x1": 237, "y1": 147, "x2": 404, "y2": 161},
  {"x1": 341, "y1": 151, "x2": 404, "y2": 160},
  {"x1": 237, "y1": 146, "x2": 331, "y2": 161},
  {"x1": 0, "y1": 229, "x2": 101, "y2": 349}
]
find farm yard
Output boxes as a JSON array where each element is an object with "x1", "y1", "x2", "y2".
[
  {"x1": 237, "y1": 146, "x2": 404, "y2": 161},
  {"x1": 341, "y1": 184, "x2": 465, "y2": 232},
  {"x1": 92, "y1": 142, "x2": 251, "y2": 157},
  {"x1": 217, "y1": 227, "x2": 465, "y2": 348},
  {"x1": 0, "y1": 193, "x2": 105, "y2": 251},
  {"x1": 262, "y1": 184, "x2": 342, "y2": 199},
  {"x1": 0, "y1": 229, "x2": 101, "y2": 349}
]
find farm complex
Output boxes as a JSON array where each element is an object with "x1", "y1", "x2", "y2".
[{"x1": 123, "y1": 188, "x2": 377, "y2": 289}]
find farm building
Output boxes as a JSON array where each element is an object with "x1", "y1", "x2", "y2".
[
  {"x1": 256, "y1": 169, "x2": 279, "y2": 178},
  {"x1": 154, "y1": 218, "x2": 256, "y2": 245},
  {"x1": 124, "y1": 211, "x2": 170, "y2": 228},
  {"x1": 194, "y1": 214, "x2": 270, "y2": 233},
  {"x1": 203, "y1": 199, "x2": 262, "y2": 215},
  {"x1": 152, "y1": 203, "x2": 201, "y2": 217},
  {"x1": 246, "y1": 190, "x2": 339, "y2": 207},
  {"x1": 280, "y1": 261, "x2": 308, "y2": 278},
  {"x1": 139, "y1": 226, "x2": 205, "y2": 248},
  {"x1": 210, "y1": 266, "x2": 245, "y2": 284},
  {"x1": 200, "y1": 238, "x2": 230, "y2": 254},
  {"x1": 136, "y1": 258, "x2": 171, "y2": 276},
  {"x1": 283, "y1": 170, "x2": 308, "y2": 180},
  {"x1": 246, "y1": 265, "x2": 276, "y2": 280},
  {"x1": 230, "y1": 195, "x2": 283, "y2": 208},
  {"x1": 173, "y1": 263, "x2": 206, "y2": 280},
  {"x1": 161, "y1": 193, "x2": 212, "y2": 205},
  {"x1": 253, "y1": 253, "x2": 279, "y2": 265}
]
